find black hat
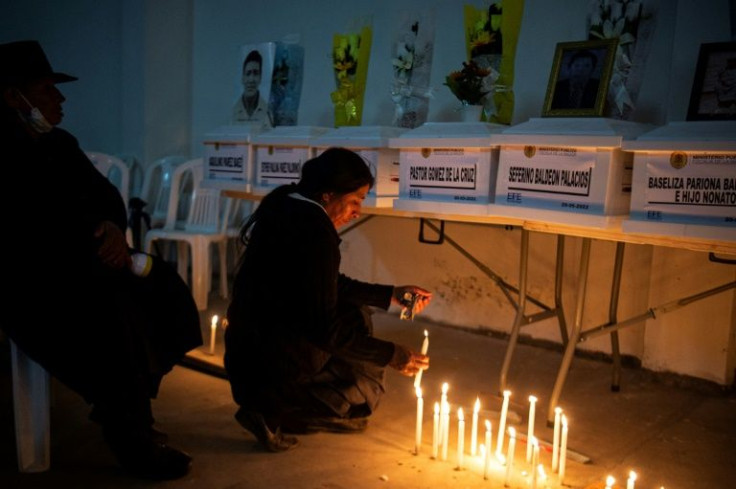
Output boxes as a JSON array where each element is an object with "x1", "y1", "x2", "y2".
[{"x1": 0, "y1": 40, "x2": 77, "y2": 85}]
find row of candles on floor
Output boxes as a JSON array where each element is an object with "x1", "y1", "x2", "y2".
[
  {"x1": 412, "y1": 330, "x2": 649, "y2": 488},
  {"x1": 414, "y1": 385, "x2": 643, "y2": 488}
]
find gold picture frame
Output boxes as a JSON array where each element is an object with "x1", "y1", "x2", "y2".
[{"x1": 542, "y1": 39, "x2": 618, "y2": 117}]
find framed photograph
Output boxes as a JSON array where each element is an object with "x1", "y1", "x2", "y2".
[
  {"x1": 542, "y1": 39, "x2": 618, "y2": 117},
  {"x1": 686, "y1": 41, "x2": 736, "y2": 121}
]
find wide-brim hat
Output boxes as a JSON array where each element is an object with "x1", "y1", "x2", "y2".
[{"x1": 0, "y1": 40, "x2": 77, "y2": 85}]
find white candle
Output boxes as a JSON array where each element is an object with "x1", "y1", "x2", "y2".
[
  {"x1": 627, "y1": 471, "x2": 637, "y2": 489},
  {"x1": 605, "y1": 475, "x2": 616, "y2": 489},
  {"x1": 531, "y1": 436, "x2": 539, "y2": 489},
  {"x1": 559, "y1": 415, "x2": 568, "y2": 484},
  {"x1": 432, "y1": 402, "x2": 440, "y2": 459},
  {"x1": 505, "y1": 427, "x2": 516, "y2": 487},
  {"x1": 470, "y1": 397, "x2": 480, "y2": 456},
  {"x1": 496, "y1": 390, "x2": 511, "y2": 458},
  {"x1": 552, "y1": 406, "x2": 562, "y2": 472},
  {"x1": 440, "y1": 383, "x2": 449, "y2": 459},
  {"x1": 527, "y1": 395, "x2": 537, "y2": 463},
  {"x1": 209, "y1": 314, "x2": 218, "y2": 355},
  {"x1": 413, "y1": 330, "x2": 429, "y2": 389},
  {"x1": 456, "y1": 408, "x2": 465, "y2": 469},
  {"x1": 483, "y1": 420, "x2": 492, "y2": 480},
  {"x1": 441, "y1": 400, "x2": 450, "y2": 461},
  {"x1": 414, "y1": 386, "x2": 423, "y2": 455}
]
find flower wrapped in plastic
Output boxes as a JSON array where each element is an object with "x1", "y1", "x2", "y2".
[
  {"x1": 588, "y1": 0, "x2": 646, "y2": 118},
  {"x1": 331, "y1": 26, "x2": 372, "y2": 127},
  {"x1": 389, "y1": 13, "x2": 436, "y2": 128},
  {"x1": 444, "y1": 60, "x2": 492, "y2": 106},
  {"x1": 460, "y1": 2, "x2": 522, "y2": 124}
]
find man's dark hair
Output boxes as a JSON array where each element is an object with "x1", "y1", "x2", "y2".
[{"x1": 243, "y1": 50, "x2": 263, "y2": 72}]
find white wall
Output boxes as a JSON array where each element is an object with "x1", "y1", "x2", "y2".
[{"x1": 2, "y1": 0, "x2": 734, "y2": 385}]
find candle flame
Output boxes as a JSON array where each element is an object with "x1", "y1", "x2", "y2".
[
  {"x1": 457, "y1": 407, "x2": 464, "y2": 420},
  {"x1": 434, "y1": 402, "x2": 440, "y2": 414},
  {"x1": 528, "y1": 395, "x2": 537, "y2": 403},
  {"x1": 474, "y1": 397, "x2": 481, "y2": 412},
  {"x1": 531, "y1": 436, "x2": 538, "y2": 447},
  {"x1": 502, "y1": 389, "x2": 511, "y2": 397},
  {"x1": 485, "y1": 419, "x2": 491, "y2": 431},
  {"x1": 555, "y1": 406, "x2": 563, "y2": 414},
  {"x1": 629, "y1": 471, "x2": 637, "y2": 481},
  {"x1": 211, "y1": 315, "x2": 218, "y2": 326},
  {"x1": 606, "y1": 475, "x2": 615, "y2": 487},
  {"x1": 562, "y1": 414, "x2": 568, "y2": 427},
  {"x1": 508, "y1": 426, "x2": 516, "y2": 437},
  {"x1": 424, "y1": 329, "x2": 428, "y2": 337},
  {"x1": 442, "y1": 382, "x2": 449, "y2": 394}
]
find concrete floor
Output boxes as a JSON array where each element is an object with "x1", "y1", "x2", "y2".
[{"x1": 2, "y1": 297, "x2": 735, "y2": 489}]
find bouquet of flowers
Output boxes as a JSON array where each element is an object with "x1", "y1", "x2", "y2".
[
  {"x1": 331, "y1": 25, "x2": 372, "y2": 127},
  {"x1": 444, "y1": 60, "x2": 492, "y2": 106}
]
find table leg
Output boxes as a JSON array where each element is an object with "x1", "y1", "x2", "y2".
[{"x1": 547, "y1": 237, "x2": 592, "y2": 423}]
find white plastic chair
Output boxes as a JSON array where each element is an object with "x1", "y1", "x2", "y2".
[
  {"x1": 86, "y1": 152, "x2": 134, "y2": 246},
  {"x1": 85, "y1": 152, "x2": 131, "y2": 207},
  {"x1": 10, "y1": 340, "x2": 50, "y2": 473},
  {"x1": 139, "y1": 155, "x2": 189, "y2": 229},
  {"x1": 143, "y1": 158, "x2": 232, "y2": 310}
]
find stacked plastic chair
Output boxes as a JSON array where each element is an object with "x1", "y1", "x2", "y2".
[{"x1": 143, "y1": 158, "x2": 232, "y2": 310}]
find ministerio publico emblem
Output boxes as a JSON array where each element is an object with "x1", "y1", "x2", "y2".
[
  {"x1": 421, "y1": 148, "x2": 432, "y2": 158},
  {"x1": 669, "y1": 151, "x2": 688, "y2": 169},
  {"x1": 523, "y1": 145, "x2": 536, "y2": 158}
]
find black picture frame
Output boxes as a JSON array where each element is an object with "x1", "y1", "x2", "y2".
[
  {"x1": 542, "y1": 39, "x2": 618, "y2": 117},
  {"x1": 686, "y1": 41, "x2": 736, "y2": 121}
]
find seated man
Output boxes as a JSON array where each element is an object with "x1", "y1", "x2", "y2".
[{"x1": 0, "y1": 40, "x2": 202, "y2": 480}]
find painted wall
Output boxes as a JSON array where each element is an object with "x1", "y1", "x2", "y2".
[{"x1": 1, "y1": 0, "x2": 734, "y2": 385}]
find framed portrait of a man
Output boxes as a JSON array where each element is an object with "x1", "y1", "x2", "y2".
[
  {"x1": 686, "y1": 41, "x2": 736, "y2": 121},
  {"x1": 232, "y1": 42, "x2": 276, "y2": 129},
  {"x1": 542, "y1": 39, "x2": 618, "y2": 117}
]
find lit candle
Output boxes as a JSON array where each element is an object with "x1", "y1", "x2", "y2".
[
  {"x1": 441, "y1": 401, "x2": 450, "y2": 461},
  {"x1": 605, "y1": 475, "x2": 615, "y2": 489},
  {"x1": 414, "y1": 386, "x2": 423, "y2": 455},
  {"x1": 456, "y1": 408, "x2": 465, "y2": 469},
  {"x1": 531, "y1": 436, "x2": 539, "y2": 489},
  {"x1": 440, "y1": 383, "x2": 450, "y2": 460},
  {"x1": 413, "y1": 330, "x2": 429, "y2": 389},
  {"x1": 483, "y1": 420, "x2": 492, "y2": 480},
  {"x1": 559, "y1": 415, "x2": 568, "y2": 484},
  {"x1": 496, "y1": 390, "x2": 511, "y2": 458},
  {"x1": 480, "y1": 444, "x2": 487, "y2": 475},
  {"x1": 551, "y1": 406, "x2": 562, "y2": 472},
  {"x1": 209, "y1": 315, "x2": 218, "y2": 355},
  {"x1": 470, "y1": 397, "x2": 480, "y2": 456},
  {"x1": 627, "y1": 471, "x2": 637, "y2": 489},
  {"x1": 527, "y1": 395, "x2": 537, "y2": 463},
  {"x1": 505, "y1": 427, "x2": 516, "y2": 487},
  {"x1": 432, "y1": 402, "x2": 440, "y2": 459}
]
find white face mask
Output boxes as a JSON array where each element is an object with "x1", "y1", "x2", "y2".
[{"x1": 16, "y1": 92, "x2": 54, "y2": 134}]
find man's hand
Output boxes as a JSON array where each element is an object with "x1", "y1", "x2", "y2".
[{"x1": 94, "y1": 220, "x2": 131, "y2": 270}]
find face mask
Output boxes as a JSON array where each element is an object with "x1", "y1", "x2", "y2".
[{"x1": 16, "y1": 92, "x2": 54, "y2": 134}]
